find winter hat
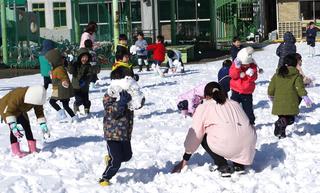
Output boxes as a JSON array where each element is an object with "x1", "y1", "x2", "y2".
[
  {"x1": 77, "y1": 48, "x2": 91, "y2": 61},
  {"x1": 237, "y1": 47, "x2": 254, "y2": 64},
  {"x1": 41, "y1": 39, "x2": 55, "y2": 55},
  {"x1": 45, "y1": 49, "x2": 62, "y2": 67},
  {"x1": 24, "y1": 85, "x2": 47, "y2": 105}
]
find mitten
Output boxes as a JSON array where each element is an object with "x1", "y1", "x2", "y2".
[
  {"x1": 40, "y1": 123, "x2": 50, "y2": 139},
  {"x1": 177, "y1": 100, "x2": 188, "y2": 111},
  {"x1": 302, "y1": 96, "x2": 312, "y2": 108},
  {"x1": 79, "y1": 79, "x2": 86, "y2": 88},
  {"x1": 245, "y1": 68, "x2": 254, "y2": 77},
  {"x1": 9, "y1": 122, "x2": 24, "y2": 138},
  {"x1": 234, "y1": 58, "x2": 242, "y2": 68}
]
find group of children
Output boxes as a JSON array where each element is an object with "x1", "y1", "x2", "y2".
[{"x1": 0, "y1": 31, "x2": 316, "y2": 184}]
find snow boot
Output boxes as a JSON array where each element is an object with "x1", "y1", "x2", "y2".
[
  {"x1": 99, "y1": 178, "x2": 110, "y2": 186},
  {"x1": 274, "y1": 118, "x2": 287, "y2": 139},
  {"x1": 27, "y1": 140, "x2": 38, "y2": 153},
  {"x1": 138, "y1": 65, "x2": 143, "y2": 72},
  {"x1": 217, "y1": 165, "x2": 234, "y2": 177},
  {"x1": 146, "y1": 65, "x2": 150, "y2": 71},
  {"x1": 233, "y1": 163, "x2": 246, "y2": 175},
  {"x1": 84, "y1": 108, "x2": 90, "y2": 115},
  {"x1": 57, "y1": 109, "x2": 67, "y2": 120},
  {"x1": 71, "y1": 115, "x2": 79, "y2": 123},
  {"x1": 11, "y1": 142, "x2": 28, "y2": 158}
]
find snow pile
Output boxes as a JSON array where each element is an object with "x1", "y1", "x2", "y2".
[{"x1": 0, "y1": 43, "x2": 320, "y2": 193}]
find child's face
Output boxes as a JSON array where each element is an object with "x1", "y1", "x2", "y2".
[
  {"x1": 120, "y1": 39, "x2": 127, "y2": 45},
  {"x1": 81, "y1": 54, "x2": 89, "y2": 64},
  {"x1": 137, "y1": 35, "x2": 143, "y2": 40},
  {"x1": 122, "y1": 55, "x2": 129, "y2": 63},
  {"x1": 310, "y1": 24, "x2": 315, "y2": 29},
  {"x1": 233, "y1": 40, "x2": 241, "y2": 47},
  {"x1": 242, "y1": 63, "x2": 250, "y2": 68}
]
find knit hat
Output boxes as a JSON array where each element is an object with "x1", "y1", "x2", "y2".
[
  {"x1": 41, "y1": 39, "x2": 55, "y2": 55},
  {"x1": 237, "y1": 47, "x2": 254, "y2": 64},
  {"x1": 45, "y1": 49, "x2": 62, "y2": 67},
  {"x1": 24, "y1": 85, "x2": 47, "y2": 105}
]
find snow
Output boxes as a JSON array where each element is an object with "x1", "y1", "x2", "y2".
[{"x1": 1, "y1": 43, "x2": 320, "y2": 193}]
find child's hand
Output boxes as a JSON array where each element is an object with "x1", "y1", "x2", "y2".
[
  {"x1": 302, "y1": 96, "x2": 313, "y2": 108},
  {"x1": 234, "y1": 58, "x2": 242, "y2": 68},
  {"x1": 62, "y1": 81, "x2": 69, "y2": 88},
  {"x1": 245, "y1": 68, "x2": 254, "y2": 77}
]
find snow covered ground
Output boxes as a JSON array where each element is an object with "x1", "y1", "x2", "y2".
[{"x1": 0, "y1": 43, "x2": 320, "y2": 193}]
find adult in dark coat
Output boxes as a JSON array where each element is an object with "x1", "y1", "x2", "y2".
[{"x1": 276, "y1": 31, "x2": 296, "y2": 67}]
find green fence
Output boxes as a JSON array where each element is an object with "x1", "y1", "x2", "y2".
[{"x1": 215, "y1": 0, "x2": 260, "y2": 42}]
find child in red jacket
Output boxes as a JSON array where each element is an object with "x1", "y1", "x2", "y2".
[
  {"x1": 229, "y1": 47, "x2": 258, "y2": 125},
  {"x1": 147, "y1": 35, "x2": 166, "y2": 76}
]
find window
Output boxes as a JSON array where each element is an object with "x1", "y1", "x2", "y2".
[
  {"x1": 300, "y1": 0, "x2": 320, "y2": 20},
  {"x1": 198, "y1": 0, "x2": 210, "y2": 19},
  {"x1": 159, "y1": 0, "x2": 171, "y2": 20},
  {"x1": 131, "y1": 1, "x2": 141, "y2": 22},
  {"x1": 177, "y1": 0, "x2": 195, "y2": 20},
  {"x1": 53, "y1": 2, "x2": 67, "y2": 27},
  {"x1": 32, "y1": 3, "x2": 45, "y2": 28}
]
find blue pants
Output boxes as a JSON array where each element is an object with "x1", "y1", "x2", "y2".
[
  {"x1": 231, "y1": 90, "x2": 255, "y2": 125},
  {"x1": 102, "y1": 140, "x2": 132, "y2": 180}
]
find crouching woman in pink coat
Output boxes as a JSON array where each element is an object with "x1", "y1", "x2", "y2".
[{"x1": 172, "y1": 82, "x2": 257, "y2": 177}]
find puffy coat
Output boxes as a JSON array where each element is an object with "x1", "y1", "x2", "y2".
[
  {"x1": 276, "y1": 32, "x2": 296, "y2": 67},
  {"x1": 218, "y1": 66, "x2": 231, "y2": 93},
  {"x1": 0, "y1": 87, "x2": 45, "y2": 124},
  {"x1": 177, "y1": 83, "x2": 206, "y2": 115},
  {"x1": 51, "y1": 65, "x2": 74, "y2": 100},
  {"x1": 229, "y1": 62, "x2": 258, "y2": 94},
  {"x1": 147, "y1": 43, "x2": 166, "y2": 62},
  {"x1": 268, "y1": 67, "x2": 307, "y2": 115},
  {"x1": 306, "y1": 27, "x2": 317, "y2": 45},
  {"x1": 184, "y1": 99, "x2": 257, "y2": 165}
]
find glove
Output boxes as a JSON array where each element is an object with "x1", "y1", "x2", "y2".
[
  {"x1": 40, "y1": 123, "x2": 50, "y2": 139},
  {"x1": 133, "y1": 74, "x2": 140, "y2": 81},
  {"x1": 9, "y1": 122, "x2": 24, "y2": 139},
  {"x1": 302, "y1": 96, "x2": 312, "y2": 108},
  {"x1": 177, "y1": 100, "x2": 188, "y2": 111},
  {"x1": 79, "y1": 79, "x2": 86, "y2": 88},
  {"x1": 234, "y1": 58, "x2": 242, "y2": 68},
  {"x1": 118, "y1": 90, "x2": 132, "y2": 108},
  {"x1": 245, "y1": 68, "x2": 254, "y2": 77},
  {"x1": 62, "y1": 81, "x2": 69, "y2": 88}
]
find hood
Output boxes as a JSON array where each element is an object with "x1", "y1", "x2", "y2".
[
  {"x1": 283, "y1": 32, "x2": 296, "y2": 44},
  {"x1": 77, "y1": 48, "x2": 91, "y2": 62},
  {"x1": 45, "y1": 49, "x2": 63, "y2": 68},
  {"x1": 41, "y1": 40, "x2": 56, "y2": 55},
  {"x1": 24, "y1": 85, "x2": 47, "y2": 105}
]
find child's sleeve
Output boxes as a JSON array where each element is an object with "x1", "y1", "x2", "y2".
[
  {"x1": 229, "y1": 63, "x2": 241, "y2": 79},
  {"x1": 147, "y1": 44, "x2": 156, "y2": 51}
]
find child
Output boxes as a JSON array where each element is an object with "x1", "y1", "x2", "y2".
[
  {"x1": 295, "y1": 53, "x2": 314, "y2": 87},
  {"x1": 45, "y1": 49, "x2": 76, "y2": 122},
  {"x1": 268, "y1": 54, "x2": 312, "y2": 139},
  {"x1": 230, "y1": 36, "x2": 244, "y2": 61},
  {"x1": 116, "y1": 34, "x2": 129, "y2": 59},
  {"x1": 276, "y1": 31, "x2": 296, "y2": 67},
  {"x1": 68, "y1": 48, "x2": 93, "y2": 115},
  {"x1": 172, "y1": 82, "x2": 256, "y2": 177},
  {"x1": 147, "y1": 35, "x2": 166, "y2": 77},
  {"x1": 230, "y1": 47, "x2": 258, "y2": 125},
  {"x1": 218, "y1": 59, "x2": 232, "y2": 97},
  {"x1": 39, "y1": 39, "x2": 55, "y2": 89},
  {"x1": 165, "y1": 49, "x2": 185, "y2": 74},
  {"x1": 306, "y1": 22, "x2": 318, "y2": 57},
  {"x1": 84, "y1": 39, "x2": 101, "y2": 89},
  {"x1": 99, "y1": 66, "x2": 145, "y2": 186},
  {"x1": 134, "y1": 32, "x2": 149, "y2": 72},
  {"x1": 177, "y1": 83, "x2": 206, "y2": 117},
  {"x1": 0, "y1": 86, "x2": 50, "y2": 157}
]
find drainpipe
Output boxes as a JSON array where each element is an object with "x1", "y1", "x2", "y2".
[
  {"x1": 170, "y1": 0, "x2": 176, "y2": 44},
  {"x1": 112, "y1": 0, "x2": 120, "y2": 48},
  {"x1": 1, "y1": 0, "x2": 8, "y2": 64}
]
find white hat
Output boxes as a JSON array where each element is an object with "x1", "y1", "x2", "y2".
[
  {"x1": 237, "y1": 47, "x2": 254, "y2": 64},
  {"x1": 24, "y1": 85, "x2": 47, "y2": 105}
]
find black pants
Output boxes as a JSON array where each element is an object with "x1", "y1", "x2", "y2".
[
  {"x1": 74, "y1": 90, "x2": 91, "y2": 109},
  {"x1": 43, "y1": 76, "x2": 52, "y2": 90},
  {"x1": 10, "y1": 114, "x2": 34, "y2": 144},
  {"x1": 102, "y1": 140, "x2": 132, "y2": 180},
  {"x1": 91, "y1": 74, "x2": 99, "y2": 83},
  {"x1": 231, "y1": 91, "x2": 255, "y2": 125},
  {"x1": 49, "y1": 98, "x2": 75, "y2": 117},
  {"x1": 201, "y1": 134, "x2": 243, "y2": 168}
]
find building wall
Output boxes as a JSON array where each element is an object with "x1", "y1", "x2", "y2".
[
  {"x1": 278, "y1": 0, "x2": 300, "y2": 22},
  {"x1": 27, "y1": 0, "x2": 72, "y2": 41}
]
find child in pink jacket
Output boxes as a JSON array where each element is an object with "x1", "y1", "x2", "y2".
[
  {"x1": 172, "y1": 82, "x2": 257, "y2": 177},
  {"x1": 177, "y1": 83, "x2": 206, "y2": 117}
]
